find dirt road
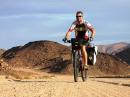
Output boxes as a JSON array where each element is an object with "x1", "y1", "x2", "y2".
[{"x1": 0, "y1": 75, "x2": 130, "y2": 97}]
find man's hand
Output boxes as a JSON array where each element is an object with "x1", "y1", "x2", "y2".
[
  {"x1": 89, "y1": 37, "x2": 93, "y2": 41},
  {"x1": 62, "y1": 37, "x2": 67, "y2": 43}
]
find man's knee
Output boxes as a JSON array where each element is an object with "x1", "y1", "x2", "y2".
[
  {"x1": 81, "y1": 46, "x2": 86, "y2": 54},
  {"x1": 82, "y1": 46, "x2": 86, "y2": 51}
]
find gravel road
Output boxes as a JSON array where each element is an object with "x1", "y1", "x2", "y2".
[{"x1": 0, "y1": 75, "x2": 130, "y2": 97}]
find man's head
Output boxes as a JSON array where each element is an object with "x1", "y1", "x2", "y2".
[{"x1": 76, "y1": 11, "x2": 84, "y2": 23}]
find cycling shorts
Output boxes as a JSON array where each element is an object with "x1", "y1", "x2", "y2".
[{"x1": 77, "y1": 38, "x2": 89, "y2": 46}]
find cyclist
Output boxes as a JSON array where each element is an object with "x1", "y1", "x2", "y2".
[{"x1": 64, "y1": 11, "x2": 96, "y2": 69}]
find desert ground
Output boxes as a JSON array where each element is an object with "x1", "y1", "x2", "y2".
[{"x1": 0, "y1": 75, "x2": 130, "y2": 97}]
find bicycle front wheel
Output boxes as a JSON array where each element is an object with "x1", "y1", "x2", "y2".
[{"x1": 73, "y1": 51, "x2": 80, "y2": 82}]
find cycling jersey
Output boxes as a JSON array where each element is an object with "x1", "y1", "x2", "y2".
[{"x1": 68, "y1": 20, "x2": 93, "y2": 40}]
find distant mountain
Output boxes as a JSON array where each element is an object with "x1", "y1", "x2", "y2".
[
  {"x1": 116, "y1": 47, "x2": 130, "y2": 65},
  {"x1": 1, "y1": 40, "x2": 130, "y2": 76},
  {"x1": 98, "y1": 42, "x2": 130, "y2": 55}
]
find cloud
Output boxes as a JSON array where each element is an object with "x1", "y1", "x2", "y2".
[
  {"x1": 0, "y1": 0, "x2": 88, "y2": 16},
  {"x1": 0, "y1": 13, "x2": 74, "y2": 48},
  {"x1": 0, "y1": 0, "x2": 130, "y2": 48}
]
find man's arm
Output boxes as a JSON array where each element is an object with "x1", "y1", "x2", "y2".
[
  {"x1": 65, "y1": 31, "x2": 71, "y2": 40},
  {"x1": 89, "y1": 27, "x2": 96, "y2": 38},
  {"x1": 86, "y1": 22, "x2": 96, "y2": 38},
  {"x1": 65, "y1": 21, "x2": 76, "y2": 40}
]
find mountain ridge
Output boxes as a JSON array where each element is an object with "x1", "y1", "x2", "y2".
[
  {"x1": 97, "y1": 42, "x2": 130, "y2": 55},
  {"x1": 0, "y1": 40, "x2": 129, "y2": 77}
]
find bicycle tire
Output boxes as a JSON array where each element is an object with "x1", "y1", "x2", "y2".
[
  {"x1": 81, "y1": 66, "x2": 87, "y2": 82},
  {"x1": 73, "y1": 51, "x2": 79, "y2": 82}
]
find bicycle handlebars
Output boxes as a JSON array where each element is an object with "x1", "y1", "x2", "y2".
[{"x1": 62, "y1": 37, "x2": 93, "y2": 43}]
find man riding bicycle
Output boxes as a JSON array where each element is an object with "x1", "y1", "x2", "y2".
[{"x1": 64, "y1": 11, "x2": 96, "y2": 69}]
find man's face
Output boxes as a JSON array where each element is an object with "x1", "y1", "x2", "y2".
[{"x1": 76, "y1": 13, "x2": 83, "y2": 22}]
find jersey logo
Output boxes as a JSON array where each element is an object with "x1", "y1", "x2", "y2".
[{"x1": 75, "y1": 23, "x2": 86, "y2": 32}]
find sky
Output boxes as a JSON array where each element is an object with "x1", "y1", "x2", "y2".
[{"x1": 0, "y1": 0, "x2": 130, "y2": 49}]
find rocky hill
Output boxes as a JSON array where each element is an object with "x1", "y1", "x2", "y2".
[
  {"x1": 0, "y1": 49, "x2": 5, "y2": 57},
  {"x1": 93, "y1": 53, "x2": 129, "y2": 75},
  {"x1": 1, "y1": 40, "x2": 71, "y2": 72},
  {"x1": 1, "y1": 40, "x2": 130, "y2": 76},
  {"x1": 116, "y1": 47, "x2": 130, "y2": 65}
]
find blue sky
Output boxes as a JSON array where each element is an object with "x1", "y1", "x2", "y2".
[{"x1": 0, "y1": 0, "x2": 130, "y2": 49}]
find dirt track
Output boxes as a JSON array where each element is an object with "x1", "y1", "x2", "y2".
[{"x1": 0, "y1": 75, "x2": 130, "y2": 97}]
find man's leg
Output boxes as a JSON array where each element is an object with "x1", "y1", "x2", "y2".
[{"x1": 81, "y1": 45, "x2": 88, "y2": 69}]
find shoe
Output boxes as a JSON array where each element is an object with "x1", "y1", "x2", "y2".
[{"x1": 84, "y1": 64, "x2": 88, "y2": 70}]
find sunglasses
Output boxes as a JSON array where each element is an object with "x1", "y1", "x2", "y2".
[{"x1": 76, "y1": 15, "x2": 83, "y2": 18}]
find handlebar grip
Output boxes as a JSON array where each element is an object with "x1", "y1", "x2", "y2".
[
  {"x1": 62, "y1": 38, "x2": 71, "y2": 43},
  {"x1": 67, "y1": 40, "x2": 71, "y2": 43}
]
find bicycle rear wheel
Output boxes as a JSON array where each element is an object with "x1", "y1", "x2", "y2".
[
  {"x1": 73, "y1": 51, "x2": 80, "y2": 82},
  {"x1": 81, "y1": 66, "x2": 87, "y2": 82}
]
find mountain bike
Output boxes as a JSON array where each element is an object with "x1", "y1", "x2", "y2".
[{"x1": 63, "y1": 38, "x2": 93, "y2": 82}]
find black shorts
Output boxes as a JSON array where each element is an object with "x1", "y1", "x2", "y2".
[{"x1": 77, "y1": 38, "x2": 89, "y2": 46}]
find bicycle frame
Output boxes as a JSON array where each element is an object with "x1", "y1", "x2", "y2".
[{"x1": 70, "y1": 38, "x2": 87, "y2": 82}]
